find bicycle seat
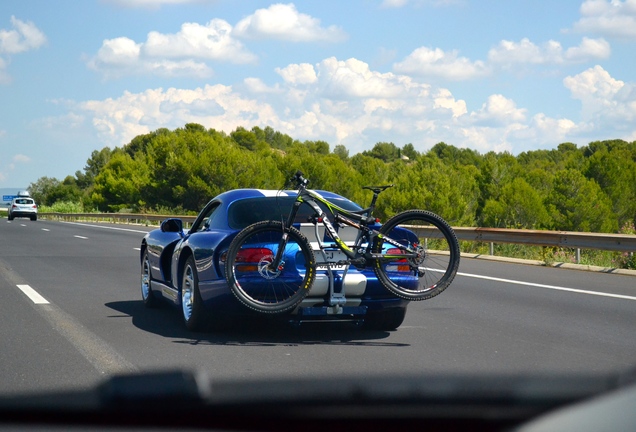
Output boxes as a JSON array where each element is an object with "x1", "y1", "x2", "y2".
[{"x1": 362, "y1": 185, "x2": 394, "y2": 194}]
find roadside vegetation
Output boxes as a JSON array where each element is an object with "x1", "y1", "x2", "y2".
[{"x1": 27, "y1": 123, "x2": 636, "y2": 269}]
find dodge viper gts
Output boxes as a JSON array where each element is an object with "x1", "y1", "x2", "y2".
[{"x1": 140, "y1": 188, "x2": 409, "y2": 331}]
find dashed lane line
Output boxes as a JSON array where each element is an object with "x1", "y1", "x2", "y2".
[
  {"x1": 17, "y1": 284, "x2": 49, "y2": 304},
  {"x1": 1, "y1": 261, "x2": 136, "y2": 375}
]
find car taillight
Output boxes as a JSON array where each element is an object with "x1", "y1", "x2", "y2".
[
  {"x1": 386, "y1": 248, "x2": 410, "y2": 272},
  {"x1": 234, "y1": 248, "x2": 273, "y2": 271}
]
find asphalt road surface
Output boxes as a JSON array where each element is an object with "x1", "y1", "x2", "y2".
[{"x1": 1, "y1": 218, "x2": 635, "y2": 397}]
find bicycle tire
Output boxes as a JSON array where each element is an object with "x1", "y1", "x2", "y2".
[
  {"x1": 225, "y1": 220, "x2": 316, "y2": 313},
  {"x1": 372, "y1": 210, "x2": 460, "y2": 301}
]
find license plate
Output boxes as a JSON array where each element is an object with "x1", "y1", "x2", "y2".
[{"x1": 319, "y1": 249, "x2": 347, "y2": 262}]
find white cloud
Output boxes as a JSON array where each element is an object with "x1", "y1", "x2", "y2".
[
  {"x1": 0, "y1": 16, "x2": 46, "y2": 55},
  {"x1": 563, "y1": 65, "x2": 635, "y2": 126},
  {"x1": 0, "y1": 16, "x2": 46, "y2": 83},
  {"x1": 13, "y1": 154, "x2": 31, "y2": 163},
  {"x1": 275, "y1": 63, "x2": 318, "y2": 85},
  {"x1": 67, "y1": 57, "x2": 635, "y2": 157},
  {"x1": 488, "y1": 37, "x2": 609, "y2": 66},
  {"x1": 572, "y1": 0, "x2": 636, "y2": 40},
  {"x1": 393, "y1": 46, "x2": 489, "y2": 80},
  {"x1": 243, "y1": 77, "x2": 282, "y2": 93},
  {"x1": 144, "y1": 19, "x2": 255, "y2": 63},
  {"x1": 233, "y1": 3, "x2": 347, "y2": 42},
  {"x1": 469, "y1": 94, "x2": 527, "y2": 126},
  {"x1": 87, "y1": 19, "x2": 255, "y2": 78},
  {"x1": 564, "y1": 37, "x2": 611, "y2": 62},
  {"x1": 317, "y1": 57, "x2": 411, "y2": 99},
  {"x1": 488, "y1": 38, "x2": 562, "y2": 65}
]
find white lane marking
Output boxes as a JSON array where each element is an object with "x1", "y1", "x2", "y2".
[
  {"x1": 20, "y1": 224, "x2": 27, "y2": 227},
  {"x1": 17, "y1": 284, "x2": 50, "y2": 304},
  {"x1": 42, "y1": 228, "x2": 50, "y2": 231},
  {"x1": 133, "y1": 247, "x2": 141, "y2": 251},
  {"x1": 457, "y1": 271, "x2": 636, "y2": 301},
  {"x1": 63, "y1": 221, "x2": 149, "y2": 234},
  {"x1": 74, "y1": 235, "x2": 88, "y2": 240}
]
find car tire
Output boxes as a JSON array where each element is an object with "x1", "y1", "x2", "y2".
[
  {"x1": 140, "y1": 249, "x2": 158, "y2": 308},
  {"x1": 363, "y1": 307, "x2": 407, "y2": 331},
  {"x1": 31, "y1": 215, "x2": 37, "y2": 221},
  {"x1": 8, "y1": 214, "x2": 13, "y2": 221},
  {"x1": 181, "y1": 256, "x2": 206, "y2": 332}
]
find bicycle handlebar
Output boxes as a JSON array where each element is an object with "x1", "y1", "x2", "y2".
[{"x1": 292, "y1": 170, "x2": 309, "y2": 188}]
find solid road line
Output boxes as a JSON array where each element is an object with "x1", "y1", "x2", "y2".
[{"x1": 456, "y1": 271, "x2": 636, "y2": 301}]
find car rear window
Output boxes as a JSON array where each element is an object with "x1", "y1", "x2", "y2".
[
  {"x1": 228, "y1": 195, "x2": 362, "y2": 230},
  {"x1": 14, "y1": 199, "x2": 34, "y2": 205}
]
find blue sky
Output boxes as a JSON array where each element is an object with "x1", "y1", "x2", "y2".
[{"x1": 1, "y1": 0, "x2": 635, "y2": 188}]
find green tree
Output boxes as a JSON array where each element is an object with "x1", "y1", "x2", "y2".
[
  {"x1": 333, "y1": 144, "x2": 349, "y2": 161},
  {"x1": 547, "y1": 169, "x2": 617, "y2": 232},
  {"x1": 363, "y1": 142, "x2": 400, "y2": 162},
  {"x1": 481, "y1": 177, "x2": 550, "y2": 228},
  {"x1": 28, "y1": 176, "x2": 61, "y2": 205}
]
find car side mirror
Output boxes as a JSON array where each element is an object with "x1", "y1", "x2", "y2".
[{"x1": 161, "y1": 218, "x2": 184, "y2": 234}]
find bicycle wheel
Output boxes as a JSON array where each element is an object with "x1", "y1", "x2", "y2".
[
  {"x1": 372, "y1": 210, "x2": 460, "y2": 301},
  {"x1": 225, "y1": 220, "x2": 316, "y2": 313}
]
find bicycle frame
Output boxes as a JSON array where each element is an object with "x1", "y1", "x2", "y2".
[{"x1": 270, "y1": 173, "x2": 420, "y2": 271}]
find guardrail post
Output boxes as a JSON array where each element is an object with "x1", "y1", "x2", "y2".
[
  {"x1": 489, "y1": 242, "x2": 494, "y2": 256},
  {"x1": 576, "y1": 248, "x2": 581, "y2": 264}
]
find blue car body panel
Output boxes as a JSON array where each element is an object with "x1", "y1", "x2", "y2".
[{"x1": 141, "y1": 189, "x2": 408, "y2": 321}]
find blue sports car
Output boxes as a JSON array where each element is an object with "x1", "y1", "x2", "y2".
[{"x1": 140, "y1": 189, "x2": 409, "y2": 331}]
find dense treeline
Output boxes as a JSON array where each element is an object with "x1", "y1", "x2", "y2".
[{"x1": 29, "y1": 123, "x2": 636, "y2": 234}]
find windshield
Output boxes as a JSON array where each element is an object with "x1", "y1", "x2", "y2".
[
  {"x1": 227, "y1": 195, "x2": 362, "y2": 230},
  {"x1": 2, "y1": 1, "x2": 636, "y2": 430}
]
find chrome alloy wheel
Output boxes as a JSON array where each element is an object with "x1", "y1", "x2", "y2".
[
  {"x1": 141, "y1": 254, "x2": 151, "y2": 301},
  {"x1": 182, "y1": 262, "x2": 195, "y2": 322}
]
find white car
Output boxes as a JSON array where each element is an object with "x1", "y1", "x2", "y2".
[{"x1": 8, "y1": 193, "x2": 38, "y2": 221}]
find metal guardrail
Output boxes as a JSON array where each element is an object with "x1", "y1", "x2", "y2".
[
  {"x1": 37, "y1": 212, "x2": 636, "y2": 253},
  {"x1": 40, "y1": 212, "x2": 197, "y2": 225}
]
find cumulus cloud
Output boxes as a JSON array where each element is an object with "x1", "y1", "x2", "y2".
[
  {"x1": 488, "y1": 37, "x2": 610, "y2": 66},
  {"x1": 143, "y1": 19, "x2": 256, "y2": 63},
  {"x1": 470, "y1": 94, "x2": 527, "y2": 126},
  {"x1": 275, "y1": 63, "x2": 318, "y2": 85},
  {"x1": 233, "y1": 3, "x2": 347, "y2": 42},
  {"x1": 572, "y1": 0, "x2": 636, "y2": 40},
  {"x1": 564, "y1": 65, "x2": 635, "y2": 127},
  {"x1": 393, "y1": 46, "x2": 489, "y2": 80},
  {"x1": 69, "y1": 56, "x2": 635, "y2": 156},
  {"x1": 88, "y1": 3, "x2": 345, "y2": 79},
  {"x1": 0, "y1": 16, "x2": 46, "y2": 55},
  {"x1": 87, "y1": 19, "x2": 255, "y2": 78},
  {"x1": 0, "y1": 16, "x2": 46, "y2": 83}
]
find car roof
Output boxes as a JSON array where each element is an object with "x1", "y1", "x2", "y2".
[
  {"x1": 201, "y1": 189, "x2": 360, "y2": 231},
  {"x1": 213, "y1": 189, "x2": 353, "y2": 205}
]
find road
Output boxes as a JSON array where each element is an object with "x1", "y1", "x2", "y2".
[{"x1": 1, "y1": 218, "x2": 635, "y2": 397}]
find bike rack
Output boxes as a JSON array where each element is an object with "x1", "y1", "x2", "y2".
[{"x1": 295, "y1": 222, "x2": 368, "y2": 319}]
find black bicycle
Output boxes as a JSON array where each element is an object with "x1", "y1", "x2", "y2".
[{"x1": 225, "y1": 171, "x2": 460, "y2": 313}]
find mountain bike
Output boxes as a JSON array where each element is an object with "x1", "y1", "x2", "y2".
[{"x1": 225, "y1": 171, "x2": 460, "y2": 314}]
